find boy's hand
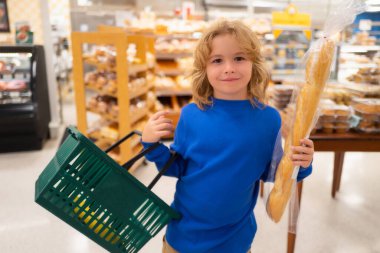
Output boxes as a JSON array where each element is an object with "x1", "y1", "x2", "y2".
[
  {"x1": 291, "y1": 138, "x2": 314, "y2": 168},
  {"x1": 142, "y1": 111, "x2": 174, "y2": 143}
]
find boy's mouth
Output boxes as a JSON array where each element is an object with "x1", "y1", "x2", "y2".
[{"x1": 221, "y1": 78, "x2": 240, "y2": 81}]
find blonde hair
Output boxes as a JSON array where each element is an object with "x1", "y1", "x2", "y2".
[{"x1": 191, "y1": 19, "x2": 269, "y2": 109}]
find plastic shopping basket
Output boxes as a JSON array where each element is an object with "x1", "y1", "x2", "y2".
[{"x1": 35, "y1": 126, "x2": 181, "y2": 253}]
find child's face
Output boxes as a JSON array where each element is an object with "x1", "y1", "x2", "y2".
[{"x1": 206, "y1": 34, "x2": 253, "y2": 100}]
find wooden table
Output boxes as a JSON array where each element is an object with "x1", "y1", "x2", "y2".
[
  {"x1": 310, "y1": 131, "x2": 380, "y2": 197},
  {"x1": 287, "y1": 131, "x2": 380, "y2": 253}
]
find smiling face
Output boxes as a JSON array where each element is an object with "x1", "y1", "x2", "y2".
[{"x1": 206, "y1": 34, "x2": 253, "y2": 100}]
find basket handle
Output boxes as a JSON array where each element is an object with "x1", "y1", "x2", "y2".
[
  {"x1": 120, "y1": 142, "x2": 160, "y2": 169},
  {"x1": 104, "y1": 130, "x2": 143, "y2": 153},
  {"x1": 147, "y1": 151, "x2": 178, "y2": 190},
  {"x1": 105, "y1": 130, "x2": 161, "y2": 169},
  {"x1": 104, "y1": 130, "x2": 178, "y2": 189}
]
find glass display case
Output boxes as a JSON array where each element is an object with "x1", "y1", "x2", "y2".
[
  {"x1": 0, "y1": 52, "x2": 32, "y2": 104},
  {"x1": 0, "y1": 45, "x2": 51, "y2": 152}
]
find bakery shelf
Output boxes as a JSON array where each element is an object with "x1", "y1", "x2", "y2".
[
  {"x1": 86, "y1": 107, "x2": 118, "y2": 122},
  {"x1": 91, "y1": 126, "x2": 143, "y2": 151},
  {"x1": 84, "y1": 59, "x2": 148, "y2": 77},
  {"x1": 85, "y1": 83, "x2": 117, "y2": 98},
  {"x1": 339, "y1": 63, "x2": 378, "y2": 69},
  {"x1": 86, "y1": 81, "x2": 153, "y2": 101},
  {"x1": 129, "y1": 63, "x2": 148, "y2": 76},
  {"x1": 336, "y1": 44, "x2": 380, "y2": 83},
  {"x1": 342, "y1": 82, "x2": 380, "y2": 97},
  {"x1": 83, "y1": 58, "x2": 116, "y2": 72},
  {"x1": 129, "y1": 82, "x2": 151, "y2": 100},
  {"x1": 155, "y1": 68, "x2": 185, "y2": 77},
  {"x1": 156, "y1": 52, "x2": 193, "y2": 60},
  {"x1": 156, "y1": 88, "x2": 192, "y2": 96},
  {"x1": 130, "y1": 135, "x2": 141, "y2": 150},
  {"x1": 274, "y1": 44, "x2": 308, "y2": 49},
  {"x1": 94, "y1": 138, "x2": 113, "y2": 150},
  {"x1": 87, "y1": 106, "x2": 149, "y2": 125},
  {"x1": 271, "y1": 29, "x2": 310, "y2": 80},
  {"x1": 274, "y1": 58, "x2": 302, "y2": 64},
  {"x1": 88, "y1": 129, "x2": 117, "y2": 143},
  {"x1": 153, "y1": 32, "x2": 195, "y2": 133},
  {"x1": 272, "y1": 69, "x2": 304, "y2": 75},
  {"x1": 340, "y1": 45, "x2": 380, "y2": 53},
  {"x1": 130, "y1": 107, "x2": 149, "y2": 125},
  {"x1": 72, "y1": 31, "x2": 154, "y2": 165},
  {"x1": 147, "y1": 100, "x2": 155, "y2": 110}
]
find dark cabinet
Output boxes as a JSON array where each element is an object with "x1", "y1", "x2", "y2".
[{"x1": 0, "y1": 45, "x2": 51, "y2": 152}]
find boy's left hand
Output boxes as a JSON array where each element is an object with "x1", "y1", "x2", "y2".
[{"x1": 291, "y1": 138, "x2": 314, "y2": 168}]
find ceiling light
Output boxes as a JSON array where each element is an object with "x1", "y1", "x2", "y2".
[
  {"x1": 367, "y1": 6, "x2": 380, "y2": 11},
  {"x1": 77, "y1": 0, "x2": 93, "y2": 6},
  {"x1": 366, "y1": 0, "x2": 380, "y2": 5}
]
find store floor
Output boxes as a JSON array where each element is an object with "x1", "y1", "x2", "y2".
[{"x1": 1, "y1": 101, "x2": 380, "y2": 253}]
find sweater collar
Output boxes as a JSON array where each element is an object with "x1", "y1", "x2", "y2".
[{"x1": 211, "y1": 97, "x2": 253, "y2": 108}]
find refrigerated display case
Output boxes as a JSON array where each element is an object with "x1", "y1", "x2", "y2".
[{"x1": 0, "y1": 45, "x2": 51, "y2": 152}]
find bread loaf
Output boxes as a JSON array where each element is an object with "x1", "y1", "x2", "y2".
[{"x1": 267, "y1": 39, "x2": 335, "y2": 222}]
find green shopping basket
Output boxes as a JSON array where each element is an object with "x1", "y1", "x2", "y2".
[{"x1": 35, "y1": 126, "x2": 181, "y2": 253}]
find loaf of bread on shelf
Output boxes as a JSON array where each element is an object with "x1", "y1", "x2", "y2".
[
  {"x1": 96, "y1": 76, "x2": 107, "y2": 89},
  {"x1": 100, "y1": 123, "x2": 119, "y2": 141},
  {"x1": 84, "y1": 72, "x2": 97, "y2": 84},
  {"x1": 106, "y1": 80, "x2": 117, "y2": 94},
  {"x1": 110, "y1": 104, "x2": 119, "y2": 117},
  {"x1": 88, "y1": 96, "x2": 98, "y2": 110},
  {"x1": 266, "y1": 39, "x2": 335, "y2": 222},
  {"x1": 354, "y1": 102, "x2": 380, "y2": 114},
  {"x1": 97, "y1": 101, "x2": 108, "y2": 113}
]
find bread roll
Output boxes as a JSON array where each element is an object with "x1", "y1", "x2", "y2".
[{"x1": 267, "y1": 39, "x2": 335, "y2": 222}]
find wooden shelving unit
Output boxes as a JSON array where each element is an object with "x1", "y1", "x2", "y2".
[
  {"x1": 153, "y1": 34, "x2": 196, "y2": 137},
  {"x1": 72, "y1": 31, "x2": 153, "y2": 167}
]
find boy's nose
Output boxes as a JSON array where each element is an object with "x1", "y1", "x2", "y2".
[
  {"x1": 224, "y1": 69, "x2": 235, "y2": 73},
  {"x1": 224, "y1": 62, "x2": 235, "y2": 73}
]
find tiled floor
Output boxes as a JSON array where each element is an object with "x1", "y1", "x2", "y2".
[{"x1": 1, "y1": 101, "x2": 379, "y2": 253}]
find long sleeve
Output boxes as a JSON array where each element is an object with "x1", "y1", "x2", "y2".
[
  {"x1": 141, "y1": 113, "x2": 187, "y2": 178},
  {"x1": 261, "y1": 129, "x2": 283, "y2": 182},
  {"x1": 297, "y1": 164, "x2": 312, "y2": 181},
  {"x1": 261, "y1": 129, "x2": 312, "y2": 182}
]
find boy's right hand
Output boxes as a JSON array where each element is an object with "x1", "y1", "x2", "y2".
[{"x1": 141, "y1": 111, "x2": 174, "y2": 143}]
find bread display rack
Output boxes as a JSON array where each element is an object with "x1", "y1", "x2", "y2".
[
  {"x1": 336, "y1": 44, "x2": 380, "y2": 83},
  {"x1": 72, "y1": 31, "x2": 155, "y2": 167},
  {"x1": 154, "y1": 33, "x2": 196, "y2": 136}
]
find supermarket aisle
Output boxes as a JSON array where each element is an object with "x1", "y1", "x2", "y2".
[{"x1": 0, "y1": 105, "x2": 379, "y2": 252}]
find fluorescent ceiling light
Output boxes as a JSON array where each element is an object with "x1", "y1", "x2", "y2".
[
  {"x1": 366, "y1": 0, "x2": 380, "y2": 5},
  {"x1": 205, "y1": 0, "x2": 287, "y2": 8},
  {"x1": 367, "y1": 6, "x2": 380, "y2": 11},
  {"x1": 251, "y1": 1, "x2": 287, "y2": 8},
  {"x1": 77, "y1": 0, "x2": 93, "y2": 6}
]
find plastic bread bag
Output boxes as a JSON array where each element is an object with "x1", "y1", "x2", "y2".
[{"x1": 262, "y1": 0, "x2": 367, "y2": 231}]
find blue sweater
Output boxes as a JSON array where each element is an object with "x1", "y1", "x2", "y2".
[{"x1": 142, "y1": 98, "x2": 312, "y2": 253}]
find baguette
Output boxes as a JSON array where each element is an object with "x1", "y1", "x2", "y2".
[{"x1": 267, "y1": 39, "x2": 335, "y2": 222}]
